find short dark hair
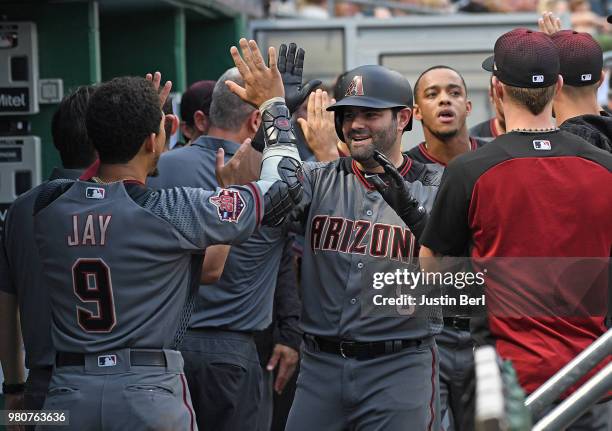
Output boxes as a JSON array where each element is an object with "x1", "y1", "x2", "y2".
[
  {"x1": 414, "y1": 65, "x2": 467, "y2": 102},
  {"x1": 86, "y1": 77, "x2": 162, "y2": 164},
  {"x1": 51, "y1": 85, "x2": 97, "y2": 169},
  {"x1": 505, "y1": 84, "x2": 556, "y2": 115}
]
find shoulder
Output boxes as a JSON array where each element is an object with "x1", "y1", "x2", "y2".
[
  {"x1": 33, "y1": 179, "x2": 76, "y2": 215},
  {"x1": 406, "y1": 158, "x2": 443, "y2": 186},
  {"x1": 302, "y1": 158, "x2": 343, "y2": 176}
]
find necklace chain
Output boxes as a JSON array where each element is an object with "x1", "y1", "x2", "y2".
[{"x1": 509, "y1": 127, "x2": 559, "y2": 133}]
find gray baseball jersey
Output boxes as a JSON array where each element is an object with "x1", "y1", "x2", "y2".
[
  {"x1": 33, "y1": 179, "x2": 263, "y2": 353},
  {"x1": 148, "y1": 136, "x2": 286, "y2": 331},
  {"x1": 0, "y1": 167, "x2": 81, "y2": 369},
  {"x1": 292, "y1": 156, "x2": 443, "y2": 341}
]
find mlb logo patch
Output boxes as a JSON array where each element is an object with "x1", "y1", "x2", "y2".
[
  {"x1": 98, "y1": 354, "x2": 117, "y2": 367},
  {"x1": 533, "y1": 140, "x2": 551, "y2": 150},
  {"x1": 86, "y1": 187, "x2": 105, "y2": 199},
  {"x1": 532, "y1": 75, "x2": 544, "y2": 83},
  {"x1": 581, "y1": 74, "x2": 592, "y2": 82},
  {"x1": 210, "y1": 189, "x2": 245, "y2": 223}
]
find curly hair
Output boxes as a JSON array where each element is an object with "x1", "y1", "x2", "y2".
[
  {"x1": 51, "y1": 85, "x2": 97, "y2": 169},
  {"x1": 86, "y1": 77, "x2": 162, "y2": 164}
]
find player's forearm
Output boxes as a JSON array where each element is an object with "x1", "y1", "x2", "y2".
[
  {"x1": 0, "y1": 292, "x2": 25, "y2": 384},
  {"x1": 256, "y1": 98, "x2": 301, "y2": 192}
]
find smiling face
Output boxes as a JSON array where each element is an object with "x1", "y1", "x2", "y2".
[
  {"x1": 414, "y1": 68, "x2": 471, "y2": 140},
  {"x1": 341, "y1": 106, "x2": 400, "y2": 163}
]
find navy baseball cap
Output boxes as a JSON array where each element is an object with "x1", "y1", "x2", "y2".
[
  {"x1": 180, "y1": 80, "x2": 215, "y2": 126},
  {"x1": 551, "y1": 30, "x2": 602, "y2": 87},
  {"x1": 482, "y1": 28, "x2": 560, "y2": 88}
]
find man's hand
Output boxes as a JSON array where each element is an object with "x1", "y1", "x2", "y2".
[
  {"x1": 297, "y1": 89, "x2": 339, "y2": 162},
  {"x1": 538, "y1": 11, "x2": 561, "y2": 35},
  {"x1": 215, "y1": 138, "x2": 261, "y2": 187},
  {"x1": 370, "y1": 150, "x2": 427, "y2": 239},
  {"x1": 278, "y1": 43, "x2": 321, "y2": 113},
  {"x1": 266, "y1": 344, "x2": 299, "y2": 394},
  {"x1": 145, "y1": 71, "x2": 172, "y2": 108},
  {"x1": 227, "y1": 39, "x2": 284, "y2": 107},
  {"x1": 5, "y1": 393, "x2": 24, "y2": 431}
]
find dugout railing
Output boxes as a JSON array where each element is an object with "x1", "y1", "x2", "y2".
[{"x1": 475, "y1": 329, "x2": 612, "y2": 431}]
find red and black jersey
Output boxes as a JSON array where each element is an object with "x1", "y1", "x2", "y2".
[
  {"x1": 421, "y1": 130, "x2": 612, "y2": 395},
  {"x1": 405, "y1": 137, "x2": 484, "y2": 166}
]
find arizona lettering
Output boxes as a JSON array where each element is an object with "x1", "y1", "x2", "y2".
[{"x1": 310, "y1": 215, "x2": 416, "y2": 263}]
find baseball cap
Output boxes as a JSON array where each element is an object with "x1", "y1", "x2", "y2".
[
  {"x1": 482, "y1": 28, "x2": 559, "y2": 88},
  {"x1": 551, "y1": 30, "x2": 602, "y2": 86},
  {"x1": 180, "y1": 80, "x2": 215, "y2": 126}
]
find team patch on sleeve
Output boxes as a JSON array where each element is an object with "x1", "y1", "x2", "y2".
[{"x1": 209, "y1": 189, "x2": 246, "y2": 223}]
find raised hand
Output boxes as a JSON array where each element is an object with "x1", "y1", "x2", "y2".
[
  {"x1": 297, "y1": 89, "x2": 339, "y2": 162},
  {"x1": 145, "y1": 71, "x2": 172, "y2": 108},
  {"x1": 215, "y1": 138, "x2": 261, "y2": 187},
  {"x1": 227, "y1": 38, "x2": 285, "y2": 107},
  {"x1": 370, "y1": 150, "x2": 427, "y2": 239},
  {"x1": 278, "y1": 43, "x2": 322, "y2": 113},
  {"x1": 538, "y1": 11, "x2": 561, "y2": 35}
]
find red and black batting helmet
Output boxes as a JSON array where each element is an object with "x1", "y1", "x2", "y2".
[{"x1": 327, "y1": 65, "x2": 414, "y2": 142}]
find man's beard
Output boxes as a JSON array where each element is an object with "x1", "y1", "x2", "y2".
[
  {"x1": 349, "y1": 123, "x2": 397, "y2": 163},
  {"x1": 426, "y1": 124, "x2": 460, "y2": 141}
]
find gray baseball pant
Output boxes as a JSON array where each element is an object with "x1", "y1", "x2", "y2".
[{"x1": 285, "y1": 337, "x2": 440, "y2": 431}]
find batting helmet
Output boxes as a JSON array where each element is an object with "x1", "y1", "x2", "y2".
[{"x1": 327, "y1": 65, "x2": 414, "y2": 142}]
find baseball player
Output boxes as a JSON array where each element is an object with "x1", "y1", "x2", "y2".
[
  {"x1": 0, "y1": 86, "x2": 97, "y2": 423},
  {"x1": 178, "y1": 80, "x2": 216, "y2": 146},
  {"x1": 420, "y1": 29, "x2": 612, "y2": 430},
  {"x1": 148, "y1": 53, "x2": 311, "y2": 430},
  {"x1": 547, "y1": 28, "x2": 612, "y2": 153},
  {"x1": 402, "y1": 65, "x2": 484, "y2": 430},
  {"x1": 32, "y1": 73, "x2": 302, "y2": 430},
  {"x1": 227, "y1": 39, "x2": 442, "y2": 431}
]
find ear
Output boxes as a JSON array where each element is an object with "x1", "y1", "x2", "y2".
[
  {"x1": 465, "y1": 99, "x2": 473, "y2": 116},
  {"x1": 555, "y1": 74, "x2": 564, "y2": 94},
  {"x1": 194, "y1": 110, "x2": 209, "y2": 134},
  {"x1": 397, "y1": 107, "x2": 412, "y2": 130},
  {"x1": 248, "y1": 109, "x2": 262, "y2": 134},
  {"x1": 143, "y1": 133, "x2": 157, "y2": 154},
  {"x1": 492, "y1": 76, "x2": 504, "y2": 101},
  {"x1": 597, "y1": 69, "x2": 605, "y2": 87},
  {"x1": 413, "y1": 103, "x2": 423, "y2": 121},
  {"x1": 167, "y1": 114, "x2": 179, "y2": 136}
]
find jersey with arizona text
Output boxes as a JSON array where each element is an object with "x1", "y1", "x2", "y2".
[
  {"x1": 291, "y1": 156, "x2": 443, "y2": 342},
  {"x1": 33, "y1": 179, "x2": 262, "y2": 353}
]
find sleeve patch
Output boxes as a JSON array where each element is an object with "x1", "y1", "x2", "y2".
[{"x1": 209, "y1": 188, "x2": 246, "y2": 223}]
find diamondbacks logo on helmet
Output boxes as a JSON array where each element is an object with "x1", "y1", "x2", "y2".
[
  {"x1": 210, "y1": 189, "x2": 245, "y2": 223},
  {"x1": 345, "y1": 75, "x2": 364, "y2": 97}
]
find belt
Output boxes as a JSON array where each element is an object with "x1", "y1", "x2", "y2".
[
  {"x1": 305, "y1": 335, "x2": 429, "y2": 360},
  {"x1": 56, "y1": 350, "x2": 167, "y2": 367},
  {"x1": 443, "y1": 317, "x2": 471, "y2": 331}
]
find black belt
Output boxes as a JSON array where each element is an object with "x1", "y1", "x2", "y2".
[
  {"x1": 305, "y1": 335, "x2": 428, "y2": 360},
  {"x1": 56, "y1": 350, "x2": 167, "y2": 367},
  {"x1": 443, "y1": 317, "x2": 471, "y2": 331}
]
